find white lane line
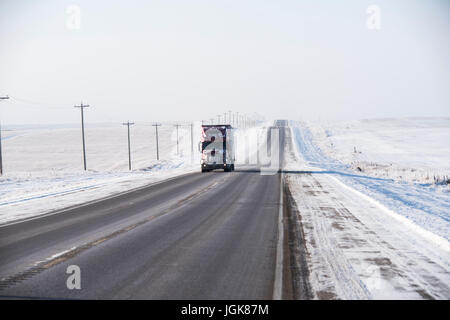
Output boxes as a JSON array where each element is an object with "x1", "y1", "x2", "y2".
[
  {"x1": 273, "y1": 171, "x2": 284, "y2": 300},
  {"x1": 32, "y1": 247, "x2": 78, "y2": 266}
]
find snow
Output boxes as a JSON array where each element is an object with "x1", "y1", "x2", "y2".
[
  {"x1": 307, "y1": 118, "x2": 450, "y2": 184},
  {"x1": 285, "y1": 120, "x2": 450, "y2": 299},
  {"x1": 289, "y1": 119, "x2": 450, "y2": 242},
  {"x1": 1, "y1": 122, "x2": 199, "y2": 172}
]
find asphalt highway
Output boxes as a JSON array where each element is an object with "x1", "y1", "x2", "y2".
[{"x1": 0, "y1": 121, "x2": 291, "y2": 299}]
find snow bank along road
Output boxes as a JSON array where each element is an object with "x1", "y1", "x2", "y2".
[
  {"x1": 285, "y1": 122, "x2": 450, "y2": 299},
  {"x1": 0, "y1": 121, "x2": 302, "y2": 299}
]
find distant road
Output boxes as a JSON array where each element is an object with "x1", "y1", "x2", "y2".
[{"x1": 0, "y1": 121, "x2": 293, "y2": 299}]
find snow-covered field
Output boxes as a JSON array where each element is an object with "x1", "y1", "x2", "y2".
[
  {"x1": 290, "y1": 119, "x2": 450, "y2": 242},
  {"x1": 285, "y1": 120, "x2": 450, "y2": 299},
  {"x1": 0, "y1": 122, "x2": 267, "y2": 225},
  {"x1": 0, "y1": 122, "x2": 201, "y2": 224},
  {"x1": 307, "y1": 118, "x2": 450, "y2": 185}
]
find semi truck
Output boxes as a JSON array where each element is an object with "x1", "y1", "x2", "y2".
[{"x1": 200, "y1": 124, "x2": 235, "y2": 172}]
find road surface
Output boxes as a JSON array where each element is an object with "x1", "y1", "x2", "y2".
[{"x1": 0, "y1": 121, "x2": 294, "y2": 299}]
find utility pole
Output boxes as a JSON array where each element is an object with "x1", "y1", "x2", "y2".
[
  {"x1": 0, "y1": 95, "x2": 10, "y2": 175},
  {"x1": 190, "y1": 123, "x2": 194, "y2": 156},
  {"x1": 174, "y1": 124, "x2": 181, "y2": 155},
  {"x1": 122, "y1": 121, "x2": 134, "y2": 170},
  {"x1": 74, "y1": 102, "x2": 90, "y2": 171},
  {"x1": 152, "y1": 123, "x2": 161, "y2": 160}
]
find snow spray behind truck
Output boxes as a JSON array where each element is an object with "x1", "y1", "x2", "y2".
[{"x1": 199, "y1": 124, "x2": 235, "y2": 172}]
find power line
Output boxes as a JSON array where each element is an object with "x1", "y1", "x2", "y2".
[
  {"x1": 8, "y1": 95, "x2": 68, "y2": 110},
  {"x1": 122, "y1": 121, "x2": 135, "y2": 171},
  {"x1": 74, "y1": 102, "x2": 90, "y2": 171}
]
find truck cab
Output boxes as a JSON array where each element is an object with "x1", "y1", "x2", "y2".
[{"x1": 200, "y1": 124, "x2": 235, "y2": 172}]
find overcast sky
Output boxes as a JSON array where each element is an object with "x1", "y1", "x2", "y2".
[{"x1": 0, "y1": 0, "x2": 449, "y2": 125}]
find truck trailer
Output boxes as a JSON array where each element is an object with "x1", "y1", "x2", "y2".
[{"x1": 200, "y1": 124, "x2": 235, "y2": 172}]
